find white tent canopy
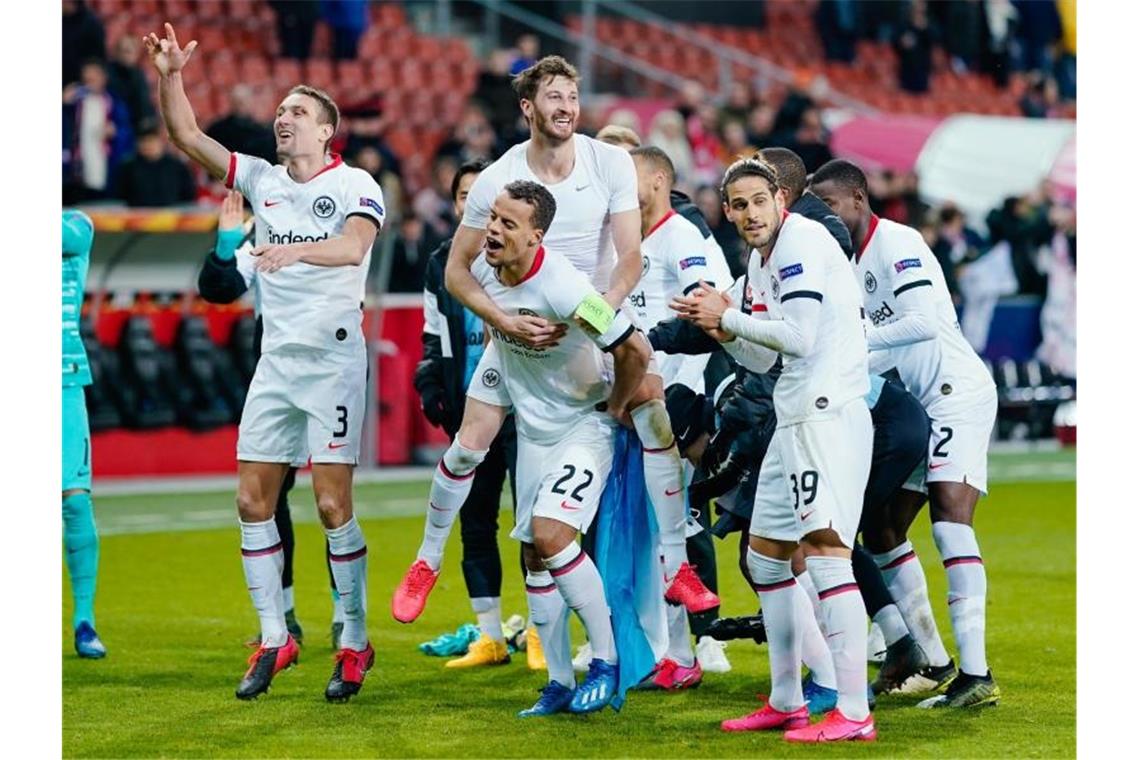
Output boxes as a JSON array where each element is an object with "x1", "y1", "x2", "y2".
[{"x1": 915, "y1": 115, "x2": 1075, "y2": 224}]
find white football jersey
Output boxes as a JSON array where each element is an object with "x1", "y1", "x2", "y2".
[
  {"x1": 462, "y1": 133, "x2": 639, "y2": 291},
  {"x1": 738, "y1": 212, "x2": 870, "y2": 425},
  {"x1": 471, "y1": 246, "x2": 635, "y2": 444},
  {"x1": 630, "y1": 210, "x2": 732, "y2": 390},
  {"x1": 226, "y1": 152, "x2": 385, "y2": 355},
  {"x1": 855, "y1": 215, "x2": 994, "y2": 406}
]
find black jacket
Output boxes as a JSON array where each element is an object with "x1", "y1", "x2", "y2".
[
  {"x1": 670, "y1": 189, "x2": 713, "y2": 239},
  {"x1": 412, "y1": 238, "x2": 473, "y2": 436},
  {"x1": 196, "y1": 232, "x2": 266, "y2": 355},
  {"x1": 791, "y1": 191, "x2": 854, "y2": 258}
]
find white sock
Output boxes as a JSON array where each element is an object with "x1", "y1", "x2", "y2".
[
  {"x1": 544, "y1": 542, "x2": 616, "y2": 665},
  {"x1": 748, "y1": 549, "x2": 803, "y2": 712},
  {"x1": 240, "y1": 518, "x2": 287, "y2": 647},
  {"x1": 632, "y1": 401, "x2": 687, "y2": 578},
  {"x1": 417, "y1": 442, "x2": 486, "y2": 570},
  {"x1": 873, "y1": 604, "x2": 910, "y2": 647},
  {"x1": 796, "y1": 566, "x2": 826, "y2": 628},
  {"x1": 665, "y1": 603, "x2": 695, "y2": 667},
  {"x1": 875, "y1": 541, "x2": 951, "y2": 667},
  {"x1": 933, "y1": 522, "x2": 989, "y2": 676},
  {"x1": 795, "y1": 573, "x2": 836, "y2": 689},
  {"x1": 807, "y1": 556, "x2": 870, "y2": 721},
  {"x1": 331, "y1": 588, "x2": 345, "y2": 624},
  {"x1": 471, "y1": 596, "x2": 505, "y2": 643},
  {"x1": 326, "y1": 516, "x2": 368, "y2": 651},
  {"x1": 282, "y1": 585, "x2": 295, "y2": 613},
  {"x1": 526, "y1": 570, "x2": 573, "y2": 688}
]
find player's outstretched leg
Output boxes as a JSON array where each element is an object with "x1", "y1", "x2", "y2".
[
  {"x1": 722, "y1": 547, "x2": 809, "y2": 732},
  {"x1": 519, "y1": 567, "x2": 575, "y2": 717},
  {"x1": 784, "y1": 553, "x2": 876, "y2": 742},
  {"x1": 236, "y1": 515, "x2": 296, "y2": 699},
  {"x1": 64, "y1": 490, "x2": 105, "y2": 659},
  {"x1": 918, "y1": 484, "x2": 999, "y2": 709},
  {"x1": 630, "y1": 399, "x2": 718, "y2": 613}
]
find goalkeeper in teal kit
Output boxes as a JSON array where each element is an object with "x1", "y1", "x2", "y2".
[{"x1": 62, "y1": 209, "x2": 106, "y2": 659}]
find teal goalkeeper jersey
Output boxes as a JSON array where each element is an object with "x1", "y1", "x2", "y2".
[{"x1": 62, "y1": 209, "x2": 93, "y2": 388}]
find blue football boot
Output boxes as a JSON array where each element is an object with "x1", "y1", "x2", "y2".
[
  {"x1": 802, "y1": 674, "x2": 838, "y2": 715},
  {"x1": 569, "y1": 659, "x2": 618, "y2": 714},
  {"x1": 518, "y1": 681, "x2": 576, "y2": 718},
  {"x1": 74, "y1": 622, "x2": 106, "y2": 659}
]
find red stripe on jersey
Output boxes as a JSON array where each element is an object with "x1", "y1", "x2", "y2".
[
  {"x1": 299, "y1": 153, "x2": 343, "y2": 183},
  {"x1": 517, "y1": 245, "x2": 546, "y2": 285},
  {"x1": 224, "y1": 153, "x2": 237, "y2": 190},
  {"x1": 856, "y1": 214, "x2": 880, "y2": 264},
  {"x1": 751, "y1": 304, "x2": 769, "y2": 313},
  {"x1": 645, "y1": 209, "x2": 677, "y2": 239}
]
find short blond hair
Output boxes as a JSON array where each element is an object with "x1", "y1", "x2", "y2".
[{"x1": 595, "y1": 124, "x2": 641, "y2": 149}]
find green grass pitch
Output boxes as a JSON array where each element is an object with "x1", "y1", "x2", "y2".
[{"x1": 63, "y1": 450, "x2": 1075, "y2": 757}]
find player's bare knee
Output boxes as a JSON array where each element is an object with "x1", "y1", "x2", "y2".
[
  {"x1": 790, "y1": 545, "x2": 808, "y2": 575},
  {"x1": 442, "y1": 440, "x2": 488, "y2": 478},
  {"x1": 749, "y1": 534, "x2": 797, "y2": 561},
  {"x1": 522, "y1": 543, "x2": 546, "y2": 572},
  {"x1": 801, "y1": 528, "x2": 850, "y2": 557},
  {"x1": 929, "y1": 482, "x2": 979, "y2": 524},
  {"x1": 235, "y1": 487, "x2": 273, "y2": 522},
  {"x1": 457, "y1": 399, "x2": 507, "y2": 451},
  {"x1": 532, "y1": 519, "x2": 575, "y2": 558},
  {"x1": 628, "y1": 372, "x2": 664, "y2": 409},
  {"x1": 315, "y1": 493, "x2": 352, "y2": 529}
]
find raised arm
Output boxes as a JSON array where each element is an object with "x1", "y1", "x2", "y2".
[
  {"x1": 605, "y1": 208, "x2": 643, "y2": 309},
  {"x1": 144, "y1": 23, "x2": 230, "y2": 180}
]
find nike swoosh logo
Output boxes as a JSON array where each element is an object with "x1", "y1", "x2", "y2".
[
  {"x1": 929, "y1": 462, "x2": 951, "y2": 470},
  {"x1": 328, "y1": 442, "x2": 348, "y2": 450},
  {"x1": 665, "y1": 487, "x2": 682, "y2": 497},
  {"x1": 560, "y1": 501, "x2": 581, "y2": 511},
  {"x1": 575, "y1": 184, "x2": 589, "y2": 191},
  {"x1": 827, "y1": 631, "x2": 842, "y2": 639},
  {"x1": 429, "y1": 502, "x2": 447, "y2": 512},
  {"x1": 800, "y1": 510, "x2": 815, "y2": 520},
  {"x1": 264, "y1": 200, "x2": 284, "y2": 207}
]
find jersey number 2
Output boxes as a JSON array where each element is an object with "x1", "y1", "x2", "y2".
[
  {"x1": 551, "y1": 464, "x2": 594, "y2": 502},
  {"x1": 932, "y1": 427, "x2": 953, "y2": 458}
]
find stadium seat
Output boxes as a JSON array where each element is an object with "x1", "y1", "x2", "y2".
[
  {"x1": 118, "y1": 316, "x2": 178, "y2": 429},
  {"x1": 172, "y1": 316, "x2": 239, "y2": 429},
  {"x1": 228, "y1": 313, "x2": 258, "y2": 388},
  {"x1": 80, "y1": 316, "x2": 124, "y2": 432}
]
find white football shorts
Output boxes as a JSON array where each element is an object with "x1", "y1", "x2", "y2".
[
  {"x1": 750, "y1": 398, "x2": 873, "y2": 548},
  {"x1": 237, "y1": 344, "x2": 367, "y2": 466},
  {"x1": 510, "y1": 414, "x2": 616, "y2": 544},
  {"x1": 922, "y1": 384, "x2": 997, "y2": 495}
]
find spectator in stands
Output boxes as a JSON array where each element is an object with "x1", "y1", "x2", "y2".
[
  {"x1": 940, "y1": 0, "x2": 984, "y2": 74},
  {"x1": 1013, "y1": 0, "x2": 1061, "y2": 74},
  {"x1": 717, "y1": 81, "x2": 755, "y2": 133},
  {"x1": 893, "y1": 0, "x2": 936, "y2": 94},
  {"x1": 694, "y1": 184, "x2": 746, "y2": 277},
  {"x1": 269, "y1": 0, "x2": 321, "y2": 61},
  {"x1": 775, "y1": 105, "x2": 832, "y2": 173},
  {"x1": 114, "y1": 122, "x2": 197, "y2": 207},
  {"x1": 414, "y1": 155, "x2": 461, "y2": 240},
  {"x1": 389, "y1": 213, "x2": 444, "y2": 294},
  {"x1": 815, "y1": 0, "x2": 858, "y2": 63},
  {"x1": 205, "y1": 85, "x2": 277, "y2": 165},
  {"x1": 687, "y1": 104, "x2": 726, "y2": 187},
  {"x1": 473, "y1": 49, "x2": 522, "y2": 141},
  {"x1": 339, "y1": 98, "x2": 403, "y2": 178},
  {"x1": 745, "y1": 102, "x2": 777, "y2": 147},
  {"x1": 108, "y1": 36, "x2": 157, "y2": 134},
  {"x1": 62, "y1": 0, "x2": 106, "y2": 86},
  {"x1": 437, "y1": 104, "x2": 499, "y2": 164},
  {"x1": 717, "y1": 120, "x2": 756, "y2": 166},
  {"x1": 63, "y1": 59, "x2": 133, "y2": 203},
  {"x1": 981, "y1": 0, "x2": 1017, "y2": 87},
  {"x1": 648, "y1": 109, "x2": 694, "y2": 187},
  {"x1": 986, "y1": 194, "x2": 1050, "y2": 296},
  {"x1": 898, "y1": 170, "x2": 930, "y2": 227},
  {"x1": 321, "y1": 0, "x2": 369, "y2": 61},
  {"x1": 932, "y1": 204, "x2": 986, "y2": 299},
  {"x1": 674, "y1": 80, "x2": 705, "y2": 123},
  {"x1": 1019, "y1": 71, "x2": 1059, "y2": 119},
  {"x1": 509, "y1": 34, "x2": 540, "y2": 75}
]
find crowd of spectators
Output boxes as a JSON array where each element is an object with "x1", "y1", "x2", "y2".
[
  {"x1": 61, "y1": 0, "x2": 1076, "y2": 317},
  {"x1": 814, "y1": 0, "x2": 1076, "y2": 112}
]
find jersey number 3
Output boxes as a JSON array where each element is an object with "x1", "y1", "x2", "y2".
[{"x1": 334, "y1": 405, "x2": 348, "y2": 438}]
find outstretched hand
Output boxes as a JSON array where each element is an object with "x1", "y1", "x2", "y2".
[
  {"x1": 218, "y1": 191, "x2": 245, "y2": 231},
  {"x1": 143, "y1": 22, "x2": 198, "y2": 76}
]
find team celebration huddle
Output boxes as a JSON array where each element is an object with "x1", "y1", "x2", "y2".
[{"x1": 141, "y1": 22, "x2": 1000, "y2": 744}]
